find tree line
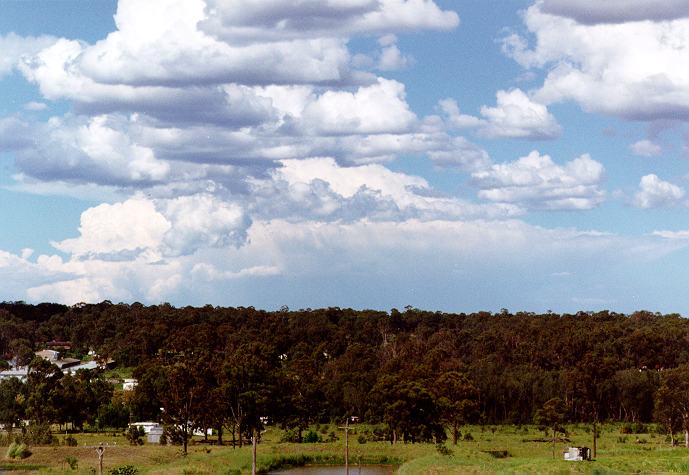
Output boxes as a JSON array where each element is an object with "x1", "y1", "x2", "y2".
[{"x1": 2, "y1": 302, "x2": 689, "y2": 450}]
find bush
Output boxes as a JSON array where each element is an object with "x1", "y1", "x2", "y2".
[
  {"x1": 109, "y1": 465, "x2": 138, "y2": 475},
  {"x1": 303, "y1": 430, "x2": 322, "y2": 443},
  {"x1": 280, "y1": 428, "x2": 300, "y2": 443},
  {"x1": 436, "y1": 443, "x2": 453, "y2": 456},
  {"x1": 620, "y1": 424, "x2": 633, "y2": 434},
  {"x1": 357, "y1": 434, "x2": 367, "y2": 444},
  {"x1": 326, "y1": 431, "x2": 338, "y2": 442},
  {"x1": 126, "y1": 426, "x2": 145, "y2": 446},
  {"x1": 6, "y1": 442, "x2": 31, "y2": 459},
  {"x1": 63, "y1": 435, "x2": 78, "y2": 446},
  {"x1": 463, "y1": 432, "x2": 474, "y2": 441},
  {"x1": 65, "y1": 455, "x2": 78, "y2": 469},
  {"x1": 25, "y1": 422, "x2": 54, "y2": 445}
]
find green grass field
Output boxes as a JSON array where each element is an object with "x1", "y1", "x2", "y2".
[{"x1": 3, "y1": 424, "x2": 689, "y2": 474}]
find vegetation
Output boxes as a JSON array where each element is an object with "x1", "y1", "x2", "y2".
[{"x1": 4, "y1": 302, "x2": 689, "y2": 471}]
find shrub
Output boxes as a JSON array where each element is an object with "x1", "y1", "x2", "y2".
[
  {"x1": 620, "y1": 424, "x2": 633, "y2": 434},
  {"x1": 109, "y1": 465, "x2": 138, "y2": 475},
  {"x1": 463, "y1": 432, "x2": 474, "y2": 441},
  {"x1": 65, "y1": 455, "x2": 78, "y2": 470},
  {"x1": 617, "y1": 436, "x2": 628, "y2": 443},
  {"x1": 436, "y1": 443, "x2": 453, "y2": 456},
  {"x1": 326, "y1": 431, "x2": 338, "y2": 442},
  {"x1": 357, "y1": 434, "x2": 367, "y2": 444},
  {"x1": 6, "y1": 442, "x2": 30, "y2": 459},
  {"x1": 25, "y1": 422, "x2": 53, "y2": 445},
  {"x1": 280, "y1": 428, "x2": 300, "y2": 443},
  {"x1": 126, "y1": 426, "x2": 145, "y2": 446},
  {"x1": 63, "y1": 435, "x2": 78, "y2": 446},
  {"x1": 303, "y1": 430, "x2": 322, "y2": 443}
]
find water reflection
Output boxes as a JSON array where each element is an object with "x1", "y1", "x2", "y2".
[{"x1": 269, "y1": 465, "x2": 395, "y2": 474}]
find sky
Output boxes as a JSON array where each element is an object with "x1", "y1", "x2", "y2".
[{"x1": 1, "y1": 0, "x2": 689, "y2": 313}]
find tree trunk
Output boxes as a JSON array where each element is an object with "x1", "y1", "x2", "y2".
[
  {"x1": 231, "y1": 425, "x2": 236, "y2": 448},
  {"x1": 592, "y1": 421, "x2": 597, "y2": 459},
  {"x1": 452, "y1": 423, "x2": 459, "y2": 445},
  {"x1": 551, "y1": 426, "x2": 556, "y2": 459},
  {"x1": 217, "y1": 425, "x2": 223, "y2": 446},
  {"x1": 183, "y1": 427, "x2": 189, "y2": 455},
  {"x1": 685, "y1": 429, "x2": 688, "y2": 448}
]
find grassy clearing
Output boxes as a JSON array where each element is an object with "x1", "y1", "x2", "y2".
[{"x1": 5, "y1": 424, "x2": 689, "y2": 474}]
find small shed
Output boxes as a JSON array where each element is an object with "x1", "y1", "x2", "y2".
[
  {"x1": 147, "y1": 425, "x2": 164, "y2": 444},
  {"x1": 563, "y1": 446, "x2": 591, "y2": 461}
]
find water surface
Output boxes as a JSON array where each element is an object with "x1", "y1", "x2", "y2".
[{"x1": 270, "y1": 465, "x2": 395, "y2": 474}]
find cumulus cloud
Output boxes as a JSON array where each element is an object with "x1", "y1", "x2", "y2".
[
  {"x1": 16, "y1": 115, "x2": 171, "y2": 186},
  {"x1": 472, "y1": 151, "x2": 605, "y2": 210},
  {"x1": 439, "y1": 90, "x2": 561, "y2": 140},
  {"x1": 426, "y1": 136, "x2": 491, "y2": 172},
  {"x1": 200, "y1": 0, "x2": 459, "y2": 40},
  {"x1": 15, "y1": 217, "x2": 682, "y2": 309},
  {"x1": 478, "y1": 89, "x2": 561, "y2": 139},
  {"x1": 634, "y1": 174, "x2": 685, "y2": 208},
  {"x1": 52, "y1": 194, "x2": 250, "y2": 261},
  {"x1": 630, "y1": 139, "x2": 662, "y2": 157},
  {"x1": 251, "y1": 157, "x2": 522, "y2": 221},
  {"x1": 0, "y1": 117, "x2": 32, "y2": 151},
  {"x1": 52, "y1": 198, "x2": 170, "y2": 260},
  {"x1": 540, "y1": 0, "x2": 689, "y2": 24},
  {"x1": 504, "y1": 4, "x2": 689, "y2": 120},
  {"x1": 0, "y1": 33, "x2": 56, "y2": 78},
  {"x1": 376, "y1": 35, "x2": 412, "y2": 71},
  {"x1": 300, "y1": 79, "x2": 416, "y2": 135}
]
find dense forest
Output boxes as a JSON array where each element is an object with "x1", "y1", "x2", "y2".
[{"x1": 3, "y1": 302, "x2": 689, "y2": 450}]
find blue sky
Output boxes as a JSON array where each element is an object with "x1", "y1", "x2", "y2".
[{"x1": 1, "y1": 0, "x2": 689, "y2": 313}]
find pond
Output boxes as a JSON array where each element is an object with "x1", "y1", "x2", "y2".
[{"x1": 269, "y1": 465, "x2": 396, "y2": 474}]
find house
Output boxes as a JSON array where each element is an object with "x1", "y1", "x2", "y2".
[
  {"x1": 35, "y1": 349, "x2": 80, "y2": 369},
  {"x1": 128, "y1": 422, "x2": 160, "y2": 434},
  {"x1": 148, "y1": 425, "x2": 165, "y2": 444},
  {"x1": 0, "y1": 367, "x2": 28, "y2": 382},
  {"x1": 563, "y1": 447, "x2": 591, "y2": 461}
]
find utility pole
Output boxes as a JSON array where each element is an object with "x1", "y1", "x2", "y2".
[
  {"x1": 339, "y1": 418, "x2": 350, "y2": 475},
  {"x1": 252, "y1": 427, "x2": 258, "y2": 475},
  {"x1": 96, "y1": 445, "x2": 105, "y2": 475}
]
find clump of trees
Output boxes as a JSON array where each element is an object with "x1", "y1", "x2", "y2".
[{"x1": 4, "y1": 302, "x2": 689, "y2": 449}]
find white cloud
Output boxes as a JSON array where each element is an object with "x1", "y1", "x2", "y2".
[
  {"x1": 652, "y1": 230, "x2": 689, "y2": 239},
  {"x1": 438, "y1": 98, "x2": 484, "y2": 129},
  {"x1": 19, "y1": 217, "x2": 682, "y2": 309},
  {"x1": 200, "y1": 0, "x2": 459, "y2": 40},
  {"x1": 439, "y1": 90, "x2": 561, "y2": 140},
  {"x1": 52, "y1": 198, "x2": 171, "y2": 259},
  {"x1": 630, "y1": 139, "x2": 662, "y2": 157},
  {"x1": 17, "y1": 115, "x2": 170, "y2": 186},
  {"x1": 478, "y1": 89, "x2": 561, "y2": 139},
  {"x1": 427, "y1": 136, "x2": 491, "y2": 172},
  {"x1": 505, "y1": 4, "x2": 689, "y2": 120},
  {"x1": 377, "y1": 35, "x2": 412, "y2": 71},
  {"x1": 634, "y1": 174, "x2": 685, "y2": 208},
  {"x1": 472, "y1": 151, "x2": 605, "y2": 210},
  {"x1": 251, "y1": 157, "x2": 522, "y2": 221},
  {"x1": 0, "y1": 33, "x2": 56, "y2": 78},
  {"x1": 301, "y1": 78, "x2": 416, "y2": 135},
  {"x1": 24, "y1": 101, "x2": 47, "y2": 111},
  {"x1": 540, "y1": 0, "x2": 689, "y2": 24},
  {"x1": 52, "y1": 194, "x2": 250, "y2": 260},
  {"x1": 0, "y1": 117, "x2": 32, "y2": 151},
  {"x1": 160, "y1": 194, "x2": 250, "y2": 256}
]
